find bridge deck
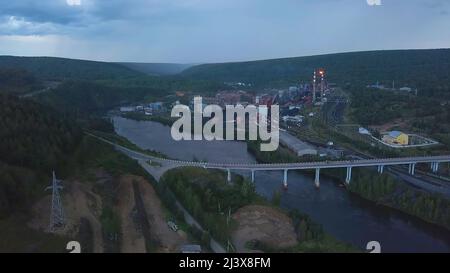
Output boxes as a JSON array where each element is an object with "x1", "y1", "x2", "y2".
[{"x1": 88, "y1": 133, "x2": 450, "y2": 171}]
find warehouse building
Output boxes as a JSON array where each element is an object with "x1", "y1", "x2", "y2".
[{"x1": 280, "y1": 131, "x2": 318, "y2": 157}]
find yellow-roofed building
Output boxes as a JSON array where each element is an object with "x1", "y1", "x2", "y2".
[{"x1": 382, "y1": 131, "x2": 409, "y2": 145}]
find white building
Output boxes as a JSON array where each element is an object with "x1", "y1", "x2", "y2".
[
  {"x1": 120, "y1": 106, "x2": 134, "y2": 112},
  {"x1": 359, "y1": 127, "x2": 370, "y2": 135},
  {"x1": 399, "y1": 87, "x2": 412, "y2": 92}
]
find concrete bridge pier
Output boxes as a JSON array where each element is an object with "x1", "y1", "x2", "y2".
[
  {"x1": 283, "y1": 169, "x2": 288, "y2": 189},
  {"x1": 345, "y1": 167, "x2": 352, "y2": 184},
  {"x1": 377, "y1": 165, "x2": 384, "y2": 174},
  {"x1": 251, "y1": 170, "x2": 255, "y2": 183},
  {"x1": 408, "y1": 163, "x2": 416, "y2": 175},
  {"x1": 431, "y1": 162, "x2": 440, "y2": 173},
  {"x1": 315, "y1": 168, "x2": 320, "y2": 188},
  {"x1": 227, "y1": 169, "x2": 231, "y2": 183}
]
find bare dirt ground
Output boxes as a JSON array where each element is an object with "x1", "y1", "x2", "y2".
[
  {"x1": 370, "y1": 118, "x2": 411, "y2": 132},
  {"x1": 116, "y1": 176, "x2": 146, "y2": 253},
  {"x1": 231, "y1": 205, "x2": 298, "y2": 253},
  {"x1": 29, "y1": 180, "x2": 104, "y2": 253},
  {"x1": 28, "y1": 171, "x2": 186, "y2": 253},
  {"x1": 118, "y1": 175, "x2": 187, "y2": 253}
]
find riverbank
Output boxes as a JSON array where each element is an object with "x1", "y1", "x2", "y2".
[
  {"x1": 112, "y1": 117, "x2": 450, "y2": 252},
  {"x1": 121, "y1": 112, "x2": 175, "y2": 127},
  {"x1": 88, "y1": 129, "x2": 170, "y2": 159},
  {"x1": 160, "y1": 167, "x2": 357, "y2": 252},
  {"x1": 346, "y1": 169, "x2": 450, "y2": 231},
  {"x1": 248, "y1": 139, "x2": 450, "y2": 233},
  {"x1": 318, "y1": 167, "x2": 450, "y2": 232},
  {"x1": 96, "y1": 129, "x2": 357, "y2": 252}
]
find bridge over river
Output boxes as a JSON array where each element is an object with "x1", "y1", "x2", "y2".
[{"x1": 88, "y1": 133, "x2": 450, "y2": 189}]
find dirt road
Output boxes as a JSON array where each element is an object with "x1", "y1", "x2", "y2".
[
  {"x1": 117, "y1": 175, "x2": 187, "y2": 253},
  {"x1": 116, "y1": 176, "x2": 147, "y2": 253}
]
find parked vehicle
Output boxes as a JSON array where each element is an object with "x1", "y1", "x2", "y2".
[{"x1": 167, "y1": 221, "x2": 179, "y2": 232}]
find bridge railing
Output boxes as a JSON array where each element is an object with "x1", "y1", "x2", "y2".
[{"x1": 86, "y1": 132, "x2": 450, "y2": 171}]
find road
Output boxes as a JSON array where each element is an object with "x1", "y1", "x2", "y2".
[
  {"x1": 349, "y1": 153, "x2": 450, "y2": 197},
  {"x1": 378, "y1": 166, "x2": 450, "y2": 196},
  {"x1": 88, "y1": 133, "x2": 450, "y2": 198},
  {"x1": 172, "y1": 198, "x2": 226, "y2": 253},
  {"x1": 112, "y1": 136, "x2": 450, "y2": 171},
  {"x1": 19, "y1": 81, "x2": 61, "y2": 98}
]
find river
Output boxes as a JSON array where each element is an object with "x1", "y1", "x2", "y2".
[{"x1": 113, "y1": 116, "x2": 450, "y2": 253}]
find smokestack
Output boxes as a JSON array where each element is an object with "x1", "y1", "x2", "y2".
[
  {"x1": 313, "y1": 70, "x2": 316, "y2": 103},
  {"x1": 320, "y1": 70, "x2": 325, "y2": 98}
]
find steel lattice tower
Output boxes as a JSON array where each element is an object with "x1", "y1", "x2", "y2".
[{"x1": 46, "y1": 171, "x2": 65, "y2": 232}]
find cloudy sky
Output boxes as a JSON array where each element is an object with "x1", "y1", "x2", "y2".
[{"x1": 0, "y1": 0, "x2": 449, "y2": 63}]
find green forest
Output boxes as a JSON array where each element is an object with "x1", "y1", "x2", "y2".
[
  {"x1": 0, "y1": 56, "x2": 142, "y2": 81},
  {"x1": 161, "y1": 167, "x2": 355, "y2": 252},
  {"x1": 161, "y1": 167, "x2": 261, "y2": 245},
  {"x1": 35, "y1": 80, "x2": 166, "y2": 116},
  {"x1": 0, "y1": 68, "x2": 42, "y2": 94},
  {"x1": 0, "y1": 74, "x2": 151, "y2": 251},
  {"x1": 347, "y1": 85, "x2": 450, "y2": 148},
  {"x1": 347, "y1": 168, "x2": 450, "y2": 230},
  {"x1": 0, "y1": 81, "x2": 83, "y2": 226},
  {"x1": 0, "y1": 93, "x2": 82, "y2": 172},
  {"x1": 181, "y1": 49, "x2": 450, "y2": 90}
]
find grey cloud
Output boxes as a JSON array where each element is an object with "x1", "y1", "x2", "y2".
[
  {"x1": 0, "y1": 1, "x2": 85, "y2": 25},
  {"x1": 0, "y1": 0, "x2": 221, "y2": 35},
  {"x1": 0, "y1": 0, "x2": 449, "y2": 63},
  {"x1": 419, "y1": 0, "x2": 450, "y2": 15}
]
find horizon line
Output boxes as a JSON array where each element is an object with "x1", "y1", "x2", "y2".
[{"x1": 1, "y1": 47, "x2": 449, "y2": 65}]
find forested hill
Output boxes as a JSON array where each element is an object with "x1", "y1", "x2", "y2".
[
  {"x1": 0, "y1": 68, "x2": 42, "y2": 94},
  {"x1": 181, "y1": 49, "x2": 450, "y2": 89},
  {"x1": 0, "y1": 93, "x2": 82, "y2": 218},
  {"x1": 118, "y1": 62, "x2": 194, "y2": 75},
  {"x1": 0, "y1": 93, "x2": 82, "y2": 172},
  {"x1": 0, "y1": 56, "x2": 143, "y2": 81},
  {"x1": 36, "y1": 80, "x2": 168, "y2": 116}
]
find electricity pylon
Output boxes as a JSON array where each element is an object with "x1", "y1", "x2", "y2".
[{"x1": 46, "y1": 171, "x2": 65, "y2": 232}]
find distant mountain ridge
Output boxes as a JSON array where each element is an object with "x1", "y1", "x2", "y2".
[
  {"x1": 3, "y1": 49, "x2": 450, "y2": 89},
  {"x1": 0, "y1": 55, "x2": 199, "y2": 81},
  {"x1": 118, "y1": 62, "x2": 195, "y2": 75},
  {"x1": 180, "y1": 49, "x2": 450, "y2": 88},
  {"x1": 0, "y1": 56, "x2": 143, "y2": 81}
]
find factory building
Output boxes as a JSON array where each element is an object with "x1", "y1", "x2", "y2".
[{"x1": 280, "y1": 131, "x2": 317, "y2": 157}]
